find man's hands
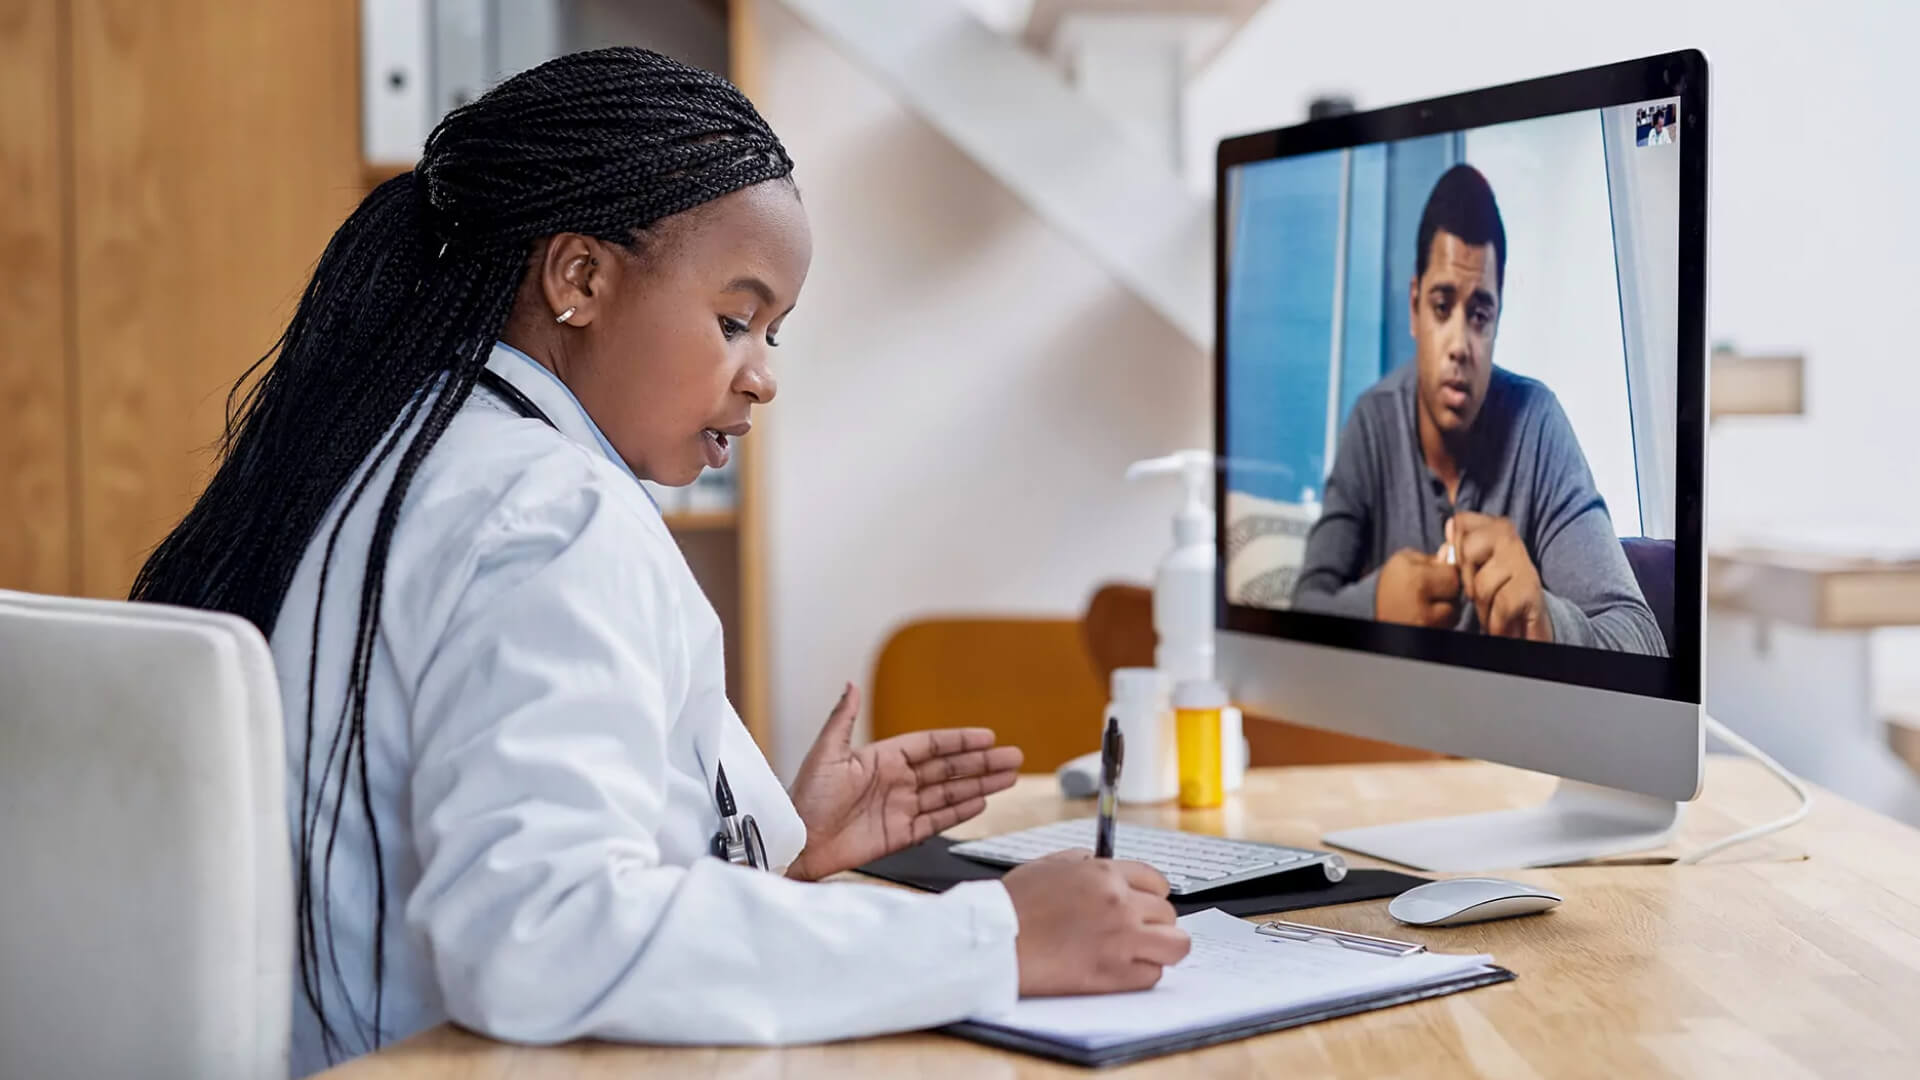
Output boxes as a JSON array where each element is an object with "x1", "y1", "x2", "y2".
[
  {"x1": 1375, "y1": 548, "x2": 1461, "y2": 628},
  {"x1": 1451, "y1": 512, "x2": 1553, "y2": 642},
  {"x1": 1374, "y1": 514, "x2": 1553, "y2": 642}
]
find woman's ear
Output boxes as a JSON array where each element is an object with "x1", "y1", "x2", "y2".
[{"x1": 538, "y1": 233, "x2": 611, "y2": 327}]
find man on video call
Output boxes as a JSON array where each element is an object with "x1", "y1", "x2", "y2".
[{"x1": 1291, "y1": 164, "x2": 1666, "y2": 656}]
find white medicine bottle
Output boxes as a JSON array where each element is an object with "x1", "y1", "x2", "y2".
[{"x1": 1106, "y1": 668, "x2": 1177, "y2": 804}]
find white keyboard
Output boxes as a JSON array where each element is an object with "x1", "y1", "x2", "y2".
[{"x1": 949, "y1": 819, "x2": 1348, "y2": 896}]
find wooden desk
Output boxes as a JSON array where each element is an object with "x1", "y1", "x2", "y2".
[{"x1": 317, "y1": 758, "x2": 1920, "y2": 1078}]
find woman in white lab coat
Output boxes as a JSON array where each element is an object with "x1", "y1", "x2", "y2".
[{"x1": 131, "y1": 48, "x2": 1188, "y2": 1077}]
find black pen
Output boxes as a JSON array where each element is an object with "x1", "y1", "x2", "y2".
[{"x1": 1095, "y1": 716, "x2": 1123, "y2": 858}]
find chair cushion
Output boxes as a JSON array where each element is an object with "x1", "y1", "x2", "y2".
[{"x1": 1618, "y1": 538, "x2": 1678, "y2": 656}]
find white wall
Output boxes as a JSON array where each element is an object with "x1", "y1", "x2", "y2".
[
  {"x1": 1190, "y1": 0, "x2": 1920, "y2": 705},
  {"x1": 1464, "y1": 110, "x2": 1640, "y2": 537},
  {"x1": 754, "y1": 0, "x2": 1207, "y2": 774}
]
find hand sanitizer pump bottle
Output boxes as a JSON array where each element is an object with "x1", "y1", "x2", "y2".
[
  {"x1": 1126, "y1": 451, "x2": 1215, "y2": 684},
  {"x1": 1126, "y1": 451, "x2": 1246, "y2": 791}
]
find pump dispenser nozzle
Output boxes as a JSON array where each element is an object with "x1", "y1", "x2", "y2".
[{"x1": 1125, "y1": 450, "x2": 1214, "y2": 546}]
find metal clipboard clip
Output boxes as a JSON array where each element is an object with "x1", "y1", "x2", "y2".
[{"x1": 1254, "y1": 919, "x2": 1427, "y2": 957}]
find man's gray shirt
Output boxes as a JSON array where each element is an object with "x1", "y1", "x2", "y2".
[{"x1": 1290, "y1": 363, "x2": 1666, "y2": 656}]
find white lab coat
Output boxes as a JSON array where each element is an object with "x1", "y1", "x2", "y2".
[{"x1": 272, "y1": 343, "x2": 1018, "y2": 1077}]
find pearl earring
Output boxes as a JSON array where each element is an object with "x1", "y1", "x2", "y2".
[{"x1": 555, "y1": 307, "x2": 577, "y2": 325}]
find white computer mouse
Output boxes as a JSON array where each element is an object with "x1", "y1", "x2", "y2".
[{"x1": 1388, "y1": 877, "x2": 1563, "y2": 927}]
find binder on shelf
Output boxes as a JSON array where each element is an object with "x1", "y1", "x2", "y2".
[
  {"x1": 493, "y1": 0, "x2": 564, "y2": 84},
  {"x1": 431, "y1": 0, "x2": 491, "y2": 119},
  {"x1": 361, "y1": 0, "x2": 431, "y2": 166}
]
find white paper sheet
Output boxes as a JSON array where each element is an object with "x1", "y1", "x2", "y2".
[{"x1": 969, "y1": 908, "x2": 1493, "y2": 1051}]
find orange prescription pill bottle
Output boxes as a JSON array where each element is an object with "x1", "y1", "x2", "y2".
[{"x1": 1174, "y1": 679, "x2": 1228, "y2": 809}]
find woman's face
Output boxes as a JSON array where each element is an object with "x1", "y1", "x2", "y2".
[{"x1": 519, "y1": 180, "x2": 813, "y2": 486}]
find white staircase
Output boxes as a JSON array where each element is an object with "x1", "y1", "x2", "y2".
[{"x1": 778, "y1": 0, "x2": 1248, "y2": 348}]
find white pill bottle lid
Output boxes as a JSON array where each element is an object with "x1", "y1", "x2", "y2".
[
  {"x1": 1110, "y1": 667, "x2": 1169, "y2": 704},
  {"x1": 1172, "y1": 679, "x2": 1228, "y2": 710}
]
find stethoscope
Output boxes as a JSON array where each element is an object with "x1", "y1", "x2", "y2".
[
  {"x1": 707, "y1": 763, "x2": 768, "y2": 871},
  {"x1": 476, "y1": 368, "x2": 769, "y2": 872}
]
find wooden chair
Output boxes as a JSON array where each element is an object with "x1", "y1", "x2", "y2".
[
  {"x1": 1081, "y1": 583, "x2": 1444, "y2": 766},
  {"x1": 869, "y1": 617, "x2": 1107, "y2": 773},
  {"x1": 868, "y1": 586, "x2": 1442, "y2": 776}
]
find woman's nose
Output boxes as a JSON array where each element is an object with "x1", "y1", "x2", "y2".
[{"x1": 737, "y1": 358, "x2": 777, "y2": 405}]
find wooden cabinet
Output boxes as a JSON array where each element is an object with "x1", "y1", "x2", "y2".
[
  {"x1": 0, "y1": 0, "x2": 76, "y2": 594},
  {"x1": 0, "y1": 0, "x2": 361, "y2": 597},
  {"x1": 68, "y1": 0, "x2": 362, "y2": 595}
]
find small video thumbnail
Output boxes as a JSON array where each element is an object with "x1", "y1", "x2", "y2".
[{"x1": 1635, "y1": 103, "x2": 1678, "y2": 147}]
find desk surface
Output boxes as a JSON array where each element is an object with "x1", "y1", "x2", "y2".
[{"x1": 317, "y1": 757, "x2": 1920, "y2": 1078}]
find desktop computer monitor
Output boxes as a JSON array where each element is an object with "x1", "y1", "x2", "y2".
[{"x1": 1214, "y1": 52, "x2": 1708, "y2": 871}]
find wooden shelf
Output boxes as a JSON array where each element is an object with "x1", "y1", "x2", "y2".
[
  {"x1": 1889, "y1": 714, "x2": 1920, "y2": 781},
  {"x1": 663, "y1": 510, "x2": 738, "y2": 533},
  {"x1": 1711, "y1": 350, "x2": 1804, "y2": 420},
  {"x1": 1709, "y1": 548, "x2": 1920, "y2": 629}
]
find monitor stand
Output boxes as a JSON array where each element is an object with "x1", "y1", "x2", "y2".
[{"x1": 1322, "y1": 778, "x2": 1681, "y2": 872}]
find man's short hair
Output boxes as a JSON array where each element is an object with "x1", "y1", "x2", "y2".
[{"x1": 1415, "y1": 163, "x2": 1506, "y2": 291}]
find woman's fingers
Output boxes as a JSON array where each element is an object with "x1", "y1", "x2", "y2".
[
  {"x1": 1132, "y1": 923, "x2": 1194, "y2": 967},
  {"x1": 917, "y1": 769, "x2": 1019, "y2": 812},
  {"x1": 912, "y1": 743, "x2": 1023, "y2": 785},
  {"x1": 913, "y1": 797, "x2": 988, "y2": 840},
  {"x1": 892, "y1": 727, "x2": 998, "y2": 764}
]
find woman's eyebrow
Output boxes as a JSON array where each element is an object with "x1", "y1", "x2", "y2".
[{"x1": 723, "y1": 276, "x2": 777, "y2": 306}]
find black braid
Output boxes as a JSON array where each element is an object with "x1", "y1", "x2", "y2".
[{"x1": 128, "y1": 48, "x2": 793, "y2": 1064}]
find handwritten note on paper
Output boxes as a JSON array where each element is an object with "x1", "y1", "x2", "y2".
[{"x1": 971, "y1": 908, "x2": 1492, "y2": 1051}]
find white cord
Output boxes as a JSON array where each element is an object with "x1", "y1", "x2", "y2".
[{"x1": 1675, "y1": 714, "x2": 1814, "y2": 864}]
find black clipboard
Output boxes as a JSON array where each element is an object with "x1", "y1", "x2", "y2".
[{"x1": 943, "y1": 964, "x2": 1516, "y2": 1068}]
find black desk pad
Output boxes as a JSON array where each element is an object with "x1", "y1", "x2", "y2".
[{"x1": 855, "y1": 835, "x2": 1428, "y2": 917}]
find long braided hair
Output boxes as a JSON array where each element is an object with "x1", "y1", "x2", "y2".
[{"x1": 130, "y1": 47, "x2": 793, "y2": 1059}]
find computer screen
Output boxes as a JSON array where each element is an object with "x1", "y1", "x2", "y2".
[{"x1": 1218, "y1": 75, "x2": 1701, "y2": 702}]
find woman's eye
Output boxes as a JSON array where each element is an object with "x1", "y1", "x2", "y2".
[
  {"x1": 765, "y1": 332, "x2": 781, "y2": 348},
  {"x1": 719, "y1": 316, "x2": 749, "y2": 341}
]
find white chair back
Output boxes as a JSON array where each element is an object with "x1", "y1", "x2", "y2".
[{"x1": 0, "y1": 590, "x2": 290, "y2": 1080}]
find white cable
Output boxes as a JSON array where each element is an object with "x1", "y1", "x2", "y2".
[{"x1": 1675, "y1": 714, "x2": 1814, "y2": 864}]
